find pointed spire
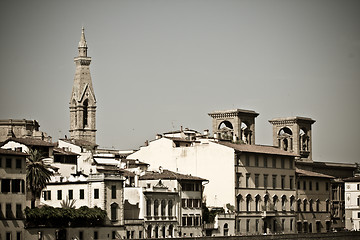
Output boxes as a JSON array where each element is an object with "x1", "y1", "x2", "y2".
[{"x1": 78, "y1": 27, "x2": 87, "y2": 48}]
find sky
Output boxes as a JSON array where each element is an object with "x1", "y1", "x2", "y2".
[{"x1": 0, "y1": 0, "x2": 359, "y2": 164}]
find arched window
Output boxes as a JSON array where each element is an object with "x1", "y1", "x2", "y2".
[
  {"x1": 309, "y1": 199, "x2": 313, "y2": 212},
  {"x1": 83, "y1": 99, "x2": 88, "y2": 127},
  {"x1": 168, "y1": 200, "x2": 173, "y2": 216},
  {"x1": 236, "y1": 194, "x2": 242, "y2": 212},
  {"x1": 316, "y1": 199, "x2": 320, "y2": 212},
  {"x1": 326, "y1": 199, "x2": 330, "y2": 212},
  {"x1": 278, "y1": 127, "x2": 293, "y2": 151},
  {"x1": 161, "y1": 200, "x2": 166, "y2": 216},
  {"x1": 303, "y1": 199, "x2": 307, "y2": 212},
  {"x1": 246, "y1": 194, "x2": 251, "y2": 211},
  {"x1": 273, "y1": 195, "x2": 278, "y2": 211},
  {"x1": 281, "y1": 195, "x2": 286, "y2": 211},
  {"x1": 255, "y1": 195, "x2": 261, "y2": 212},
  {"x1": 154, "y1": 200, "x2": 159, "y2": 216},
  {"x1": 224, "y1": 223, "x2": 229, "y2": 236},
  {"x1": 147, "y1": 225, "x2": 152, "y2": 238},
  {"x1": 111, "y1": 203, "x2": 118, "y2": 221},
  {"x1": 146, "y1": 199, "x2": 151, "y2": 216},
  {"x1": 168, "y1": 225, "x2": 173, "y2": 237},
  {"x1": 297, "y1": 199, "x2": 301, "y2": 212},
  {"x1": 264, "y1": 195, "x2": 269, "y2": 211},
  {"x1": 162, "y1": 226, "x2": 166, "y2": 238},
  {"x1": 290, "y1": 195, "x2": 295, "y2": 211}
]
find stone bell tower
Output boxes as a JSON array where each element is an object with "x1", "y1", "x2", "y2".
[
  {"x1": 269, "y1": 117, "x2": 315, "y2": 162},
  {"x1": 208, "y1": 109, "x2": 259, "y2": 144},
  {"x1": 69, "y1": 27, "x2": 97, "y2": 144}
]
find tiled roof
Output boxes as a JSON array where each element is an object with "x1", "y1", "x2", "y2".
[
  {"x1": 0, "y1": 148, "x2": 28, "y2": 156},
  {"x1": 2, "y1": 137, "x2": 55, "y2": 147},
  {"x1": 218, "y1": 141, "x2": 298, "y2": 157},
  {"x1": 60, "y1": 138, "x2": 98, "y2": 148},
  {"x1": 122, "y1": 159, "x2": 149, "y2": 166},
  {"x1": 166, "y1": 137, "x2": 193, "y2": 143},
  {"x1": 343, "y1": 176, "x2": 360, "y2": 182},
  {"x1": 53, "y1": 147, "x2": 79, "y2": 156},
  {"x1": 139, "y1": 169, "x2": 207, "y2": 181},
  {"x1": 296, "y1": 168, "x2": 335, "y2": 179}
]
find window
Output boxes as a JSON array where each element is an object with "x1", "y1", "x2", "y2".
[
  {"x1": 316, "y1": 221, "x2": 321, "y2": 233},
  {"x1": 255, "y1": 195, "x2": 260, "y2": 212},
  {"x1": 168, "y1": 200, "x2": 173, "y2": 216},
  {"x1": 57, "y1": 190, "x2": 62, "y2": 200},
  {"x1": 310, "y1": 200, "x2": 313, "y2": 212},
  {"x1": 182, "y1": 199, "x2": 186, "y2": 208},
  {"x1": 111, "y1": 203, "x2": 118, "y2": 221},
  {"x1": 326, "y1": 200, "x2": 329, "y2": 212},
  {"x1": 303, "y1": 200, "x2": 307, "y2": 212},
  {"x1": 255, "y1": 174, "x2": 259, "y2": 188},
  {"x1": 94, "y1": 189, "x2": 99, "y2": 199},
  {"x1": 6, "y1": 203, "x2": 12, "y2": 218},
  {"x1": 282, "y1": 219, "x2": 285, "y2": 231},
  {"x1": 264, "y1": 174, "x2": 268, "y2": 189},
  {"x1": 290, "y1": 219, "x2": 293, "y2": 231},
  {"x1": 309, "y1": 181, "x2": 312, "y2": 191},
  {"x1": 146, "y1": 199, "x2": 151, "y2": 216},
  {"x1": 6, "y1": 158, "x2": 12, "y2": 168},
  {"x1": 281, "y1": 158, "x2": 285, "y2": 169},
  {"x1": 316, "y1": 182, "x2": 319, "y2": 191},
  {"x1": 272, "y1": 175, "x2": 277, "y2": 189},
  {"x1": 246, "y1": 174, "x2": 250, "y2": 188},
  {"x1": 264, "y1": 156, "x2": 268, "y2": 167},
  {"x1": 43, "y1": 190, "x2": 51, "y2": 200},
  {"x1": 246, "y1": 219, "x2": 250, "y2": 232},
  {"x1": 290, "y1": 176, "x2": 294, "y2": 190},
  {"x1": 16, "y1": 204, "x2": 22, "y2": 218},
  {"x1": 112, "y1": 231, "x2": 116, "y2": 239},
  {"x1": 236, "y1": 173, "x2": 242, "y2": 188},
  {"x1": 326, "y1": 182, "x2": 329, "y2": 191},
  {"x1": 6, "y1": 232, "x2": 12, "y2": 240},
  {"x1": 316, "y1": 200, "x2": 320, "y2": 212},
  {"x1": 182, "y1": 216, "x2": 187, "y2": 226},
  {"x1": 187, "y1": 216, "x2": 193, "y2": 226},
  {"x1": 246, "y1": 155, "x2": 250, "y2": 166},
  {"x1": 297, "y1": 200, "x2": 301, "y2": 212},
  {"x1": 139, "y1": 231, "x2": 143, "y2": 239},
  {"x1": 281, "y1": 176, "x2": 285, "y2": 189},
  {"x1": 290, "y1": 197, "x2": 295, "y2": 211},
  {"x1": 255, "y1": 219, "x2": 259, "y2": 232},
  {"x1": 79, "y1": 231, "x2": 84, "y2": 240},
  {"x1": 281, "y1": 196, "x2": 286, "y2": 211},
  {"x1": 272, "y1": 157, "x2": 276, "y2": 168},
  {"x1": 297, "y1": 180, "x2": 301, "y2": 189},
  {"x1": 16, "y1": 159, "x2": 22, "y2": 169},
  {"x1": 12, "y1": 179, "x2": 21, "y2": 193},
  {"x1": 246, "y1": 195, "x2": 251, "y2": 211},
  {"x1": 273, "y1": 195, "x2": 278, "y2": 211},
  {"x1": 94, "y1": 231, "x2": 98, "y2": 240},
  {"x1": 154, "y1": 200, "x2": 159, "y2": 216},
  {"x1": 1, "y1": 179, "x2": 10, "y2": 193},
  {"x1": 161, "y1": 200, "x2": 166, "y2": 216},
  {"x1": 255, "y1": 155, "x2": 259, "y2": 167},
  {"x1": 297, "y1": 222, "x2": 302, "y2": 233},
  {"x1": 303, "y1": 181, "x2": 306, "y2": 190},
  {"x1": 16, "y1": 232, "x2": 21, "y2": 240},
  {"x1": 358, "y1": 184, "x2": 360, "y2": 190},
  {"x1": 358, "y1": 212, "x2": 360, "y2": 218},
  {"x1": 79, "y1": 189, "x2": 84, "y2": 199},
  {"x1": 111, "y1": 185, "x2": 116, "y2": 199},
  {"x1": 68, "y1": 189, "x2": 73, "y2": 200}
]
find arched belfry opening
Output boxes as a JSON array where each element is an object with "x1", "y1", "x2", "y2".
[
  {"x1": 269, "y1": 117, "x2": 315, "y2": 161},
  {"x1": 277, "y1": 127, "x2": 293, "y2": 151},
  {"x1": 208, "y1": 109, "x2": 259, "y2": 144},
  {"x1": 83, "y1": 99, "x2": 88, "y2": 128}
]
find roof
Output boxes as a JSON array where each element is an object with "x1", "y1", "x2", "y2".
[
  {"x1": 297, "y1": 161, "x2": 357, "y2": 169},
  {"x1": 218, "y1": 141, "x2": 298, "y2": 157},
  {"x1": 269, "y1": 116, "x2": 316, "y2": 125},
  {"x1": 94, "y1": 157, "x2": 119, "y2": 166},
  {"x1": 122, "y1": 159, "x2": 149, "y2": 166},
  {"x1": 0, "y1": 148, "x2": 28, "y2": 156},
  {"x1": 343, "y1": 176, "x2": 360, "y2": 182},
  {"x1": 53, "y1": 147, "x2": 79, "y2": 156},
  {"x1": 166, "y1": 137, "x2": 193, "y2": 143},
  {"x1": 60, "y1": 138, "x2": 98, "y2": 148},
  {"x1": 296, "y1": 168, "x2": 335, "y2": 179},
  {"x1": 139, "y1": 169, "x2": 207, "y2": 181},
  {"x1": 208, "y1": 109, "x2": 259, "y2": 118},
  {"x1": 2, "y1": 137, "x2": 55, "y2": 147}
]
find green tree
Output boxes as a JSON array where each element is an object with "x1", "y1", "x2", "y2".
[{"x1": 26, "y1": 149, "x2": 53, "y2": 208}]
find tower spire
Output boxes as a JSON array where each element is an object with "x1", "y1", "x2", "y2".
[{"x1": 78, "y1": 27, "x2": 88, "y2": 57}]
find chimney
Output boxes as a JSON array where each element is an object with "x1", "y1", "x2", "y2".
[{"x1": 203, "y1": 129, "x2": 209, "y2": 136}]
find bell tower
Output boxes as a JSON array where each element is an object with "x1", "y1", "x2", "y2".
[
  {"x1": 208, "y1": 109, "x2": 259, "y2": 144},
  {"x1": 269, "y1": 117, "x2": 315, "y2": 162},
  {"x1": 69, "y1": 27, "x2": 97, "y2": 144}
]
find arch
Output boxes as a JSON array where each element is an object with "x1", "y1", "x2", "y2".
[
  {"x1": 147, "y1": 225, "x2": 152, "y2": 238},
  {"x1": 154, "y1": 226, "x2": 159, "y2": 238},
  {"x1": 218, "y1": 121, "x2": 233, "y2": 130},
  {"x1": 162, "y1": 226, "x2": 166, "y2": 238},
  {"x1": 168, "y1": 224, "x2": 174, "y2": 237},
  {"x1": 161, "y1": 200, "x2": 166, "y2": 216},
  {"x1": 110, "y1": 202, "x2": 118, "y2": 221},
  {"x1": 246, "y1": 194, "x2": 252, "y2": 211},
  {"x1": 223, "y1": 223, "x2": 229, "y2": 236},
  {"x1": 168, "y1": 200, "x2": 173, "y2": 216},
  {"x1": 154, "y1": 200, "x2": 159, "y2": 216},
  {"x1": 146, "y1": 199, "x2": 151, "y2": 216},
  {"x1": 255, "y1": 195, "x2": 261, "y2": 212},
  {"x1": 278, "y1": 127, "x2": 293, "y2": 136}
]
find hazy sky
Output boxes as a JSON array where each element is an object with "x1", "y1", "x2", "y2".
[{"x1": 1, "y1": 0, "x2": 359, "y2": 164}]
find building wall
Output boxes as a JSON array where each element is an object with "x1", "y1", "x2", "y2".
[
  {"x1": 235, "y1": 152, "x2": 296, "y2": 235},
  {"x1": 296, "y1": 176, "x2": 332, "y2": 233},
  {"x1": 0, "y1": 153, "x2": 27, "y2": 240},
  {"x1": 129, "y1": 138, "x2": 235, "y2": 208},
  {"x1": 345, "y1": 181, "x2": 360, "y2": 230}
]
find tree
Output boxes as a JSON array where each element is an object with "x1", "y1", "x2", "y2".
[{"x1": 26, "y1": 149, "x2": 53, "y2": 208}]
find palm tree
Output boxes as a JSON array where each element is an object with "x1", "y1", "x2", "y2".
[{"x1": 26, "y1": 148, "x2": 53, "y2": 208}]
